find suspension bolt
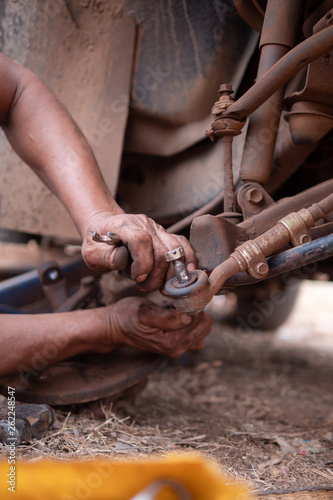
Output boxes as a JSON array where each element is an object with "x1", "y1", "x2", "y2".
[
  {"x1": 212, "y1": 83, "x2": 234, "y2": 115},
  {"x1": 246, "y1": 188, "x2": 264, "y2": 204},
  {"x1": 165, "y1": 247, "x2": 196, "y2": 287},
  {"x1": 256, "y1": 262, "x2": 269, "y2": 276}
]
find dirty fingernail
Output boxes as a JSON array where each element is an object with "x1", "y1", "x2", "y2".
[{"x1": 136, "y1": 274, "x2": 148, "y2": 282}]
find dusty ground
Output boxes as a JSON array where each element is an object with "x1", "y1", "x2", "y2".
[{"x1": 1, "y1": 280, "x2": 333, "y2": 495}]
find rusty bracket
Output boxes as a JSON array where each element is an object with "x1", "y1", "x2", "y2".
[
  {"x1": 285, "y1": 9, "x2": 333, "y2": 145},
  {"x1": 165, "y1": 192, "x2": 333, "y2": 313},
  {"x1": 231, "y1": 241, "x2": 269, "y2": 280},
  {"x1": 190, "y1": 179, "x2": 333, "y2": 272},
  {"x1": 38, "y1": 261, "x2": 99, "y2": 313},
  {"x1": 279, "y1": 210, "x2": 313, "y2": 246},
  {"x1": 236, "y1": 183, "x2": 275, "y2": 219},
  {"x1": 205, "y1": 84, "x2": 246, "y2": 142},
  {"x1": 205, "y1": 84, "x2": 245, "y2": 215},
  {"x1": 206, "y1": 83, "x2": 245, "y2": 141},
  {"x1": 38, "y1": 262, "x2": 69, "y2": 312}
]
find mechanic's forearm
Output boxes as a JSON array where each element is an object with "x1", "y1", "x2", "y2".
[
  {"x1": 0, "y1": 308, "x2": 115, "y2": 376},
  {"x1": 2, "y1": 65, "x2": 123, "y2": 237}
]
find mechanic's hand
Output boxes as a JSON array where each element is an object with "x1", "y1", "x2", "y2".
[
  {"x1": 82, "y1": 212, "x2": 196, "y2": 291},
  {"x1": 106, "y1": 297, "x2": 212, "y2": 357}
]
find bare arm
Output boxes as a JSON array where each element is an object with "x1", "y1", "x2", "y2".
[
  {"x1": 0, "y1": 53, "x2": 122, "y2": 234},
  {"x1": 1, "y1": 298, "x2": 212, "y2": 376},
  {"x1": 0, "y1": 53, "x2": 196, "y2": 290}
]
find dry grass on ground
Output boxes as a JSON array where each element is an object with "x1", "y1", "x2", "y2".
[{"x1": 1, "y1": 281, "x2": 333, "y2": 495}]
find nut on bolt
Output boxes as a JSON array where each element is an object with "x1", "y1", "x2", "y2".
[
  {"x1": 211, "y1": 83, "x2": 234, "y2": 116},
  {"x1": 164, "y1": 246, "x2": 196, "y2": 287},
  {"x1": 256, "y1": 262, "x2": 269, "y2": 276}
]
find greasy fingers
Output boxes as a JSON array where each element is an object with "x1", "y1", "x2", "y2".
[
  {"x1": 82, "y1": 239, "x2": 120, "y2": 272},
  {"x1": 108, "y1": 297, "x2": 212, "y2": 358},
  {"x1": 138, "y1": 302, "x2": 192, "y2": 330},
  {"x1": 82, "y1": 212, "x2": 197, "y2": 291}
]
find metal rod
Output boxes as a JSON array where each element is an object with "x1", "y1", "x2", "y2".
[
  {"x1": 224, "y1": 25, "x2": 333, "y2": 119},
  {"x1": 225, "y1": 233, "x2": 333, "y2": 286},
  {"x1": 0, "y1": 257, "x2": 88, "y2": 308},
  {"x1": 222, "y1": 136, "x2": 234, "y2": 212},
  {"x1": 240, "y1": 0, "x2": 305, "y2": 184}
]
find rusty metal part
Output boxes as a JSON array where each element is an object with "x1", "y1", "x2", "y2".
[
  {"x1": 164, "y1": 247, "x2": 196, "y2": 287},
  {"x1": 240, "y1": 0, "x2": 305, "y2": 184},
  {"x1": 206, "y1": 83, "x2": 245, "y2": 141},
  {"x1": 221, "y1": 136, "x2": 235, "y2": 213},
  {"x1": 236, "y1": 183, "x2": 274, "y2": 219},
  {"x1": 284, "y1": 9, "x2": 333, "y2": 145},
  {"x1": 286, "y1": 101, "x2": 333, "y2": 145},
  {"x1": 0, "y1": 347, "x2": 164, "y2": 405},
  {"x1": 211, "y1": 84, "x2": 235, "y2": 115},
  {"x1": 191, "y1": 179, "x2": 333, "y2": 271},
  {"x1": 233, "y1": 0, "x2": 264, "y2": 33},
  {"x1": 207, "y1": 116, "x2": 245, "y2": 139},
  {"x1": 264, "y1": 113, "x2": 322, "y2": 194},
  {"x1": 166, "y1": 193, "x2": 333, "y2": 313},
  {"x1": 240, "y1": 44, "x2": 288, "y2": 184},
  {"x1": 309, "y1": 221, "x2": 333, "y2": 240},
  {"x1": 259, "y1": 0, "x2": 305, "y2": 49},
  {"x1": 190, "y1": 214, "x2": 240, "y2": 271},
  {"x1": 56, "y1": 276, "x2": 99, "y2": 313},
  {"x1": 225, "y1": 233, "x2": 333, "y2": 286},
  {"x1": 279, "y1": 211, "x2": 312, "y2": 246},
  {"x1": 38, "y1": 262, "x2": 69, "y2": 312},
  {"x1": 205, "y1": 84, "x2": 244, "y2": 214},
  {"x1": 303, "y1": 0, "x2": 333, "y2": 38},
  {"x1": 222, "y1": 25, "x2": 333, "y2": 120},
  {"x1": 239, "y1": 180, "x2": 333, "y2": 238}
]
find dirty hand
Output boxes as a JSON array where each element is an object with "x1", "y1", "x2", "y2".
[
  {"x1": 82, "y1": 212, "x2": 196, "y2": 291},
  {"x1": 106, "y1": 297, "x2": 212, "y2": 357}
]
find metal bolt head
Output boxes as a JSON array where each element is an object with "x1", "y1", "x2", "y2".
[
  {"x1": 256, "y1": 262, "x2": 269, "y2": 276},
  {"x1": 246, "y1": 188, "x2": 264, "y2": 204},
  {"x1": 219, "y1": 83, "x2": 233, "y2": 94},
  {"x1": 165, "y1": 247, "x2": 185, "y2": 262}
]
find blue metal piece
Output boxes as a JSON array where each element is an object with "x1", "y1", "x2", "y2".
[{"x1": 0, "y1": 256, "x2": 88, "y2": 309}]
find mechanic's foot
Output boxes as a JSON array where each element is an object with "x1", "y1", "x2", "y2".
[{"x1": 0, "y1": 403, "x2": 57, "y2": 445}]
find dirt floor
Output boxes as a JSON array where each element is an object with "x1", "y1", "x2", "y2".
[{"x1": 1, "y1": 280, "x2": 333, "y2": 496}]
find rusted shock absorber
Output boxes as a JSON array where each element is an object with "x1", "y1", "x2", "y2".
[
  {"x1": 206, "y1": 23, "x2": 333, "y2": 153},
  {"x1": 163, "y1": 193, "x2": 333, "y2": 313},
  {"x1": 240, "y1": 0, "x2": 305, "y2": 185},
  {"x1": 223, "y1": 25, "x2": 333, "y2": 121}
]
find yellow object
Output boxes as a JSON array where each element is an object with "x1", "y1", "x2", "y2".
[{"x1": 0, "y1": 453, "x2": 252, "y2": 499}]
